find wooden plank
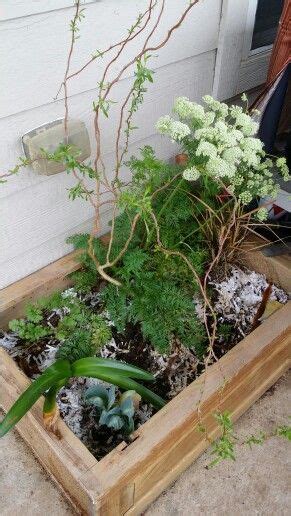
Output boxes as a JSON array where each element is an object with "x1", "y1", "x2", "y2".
[
  {"x1": 0, "y1": 248, "x2": 290, "y2": 514},
  {"x1": 0, "y1": 347, "x2": 101, "y2": 514},
  {"x1": 127, "y1": 327, "x2": 290, "y2": 514},
  {"x1": 1, "y1": 304, "x2": 289, "y2": 514},
  {"x1": 79, "y1": 303, "x2": 291, "y2": 508},
  {"x1": 0, "y1": 229, "x2": 111, "y2": 326},
  {"x1": 240, "y1": 237, "x2": 291, "y2": 293},
  {"x1": 0, "y1": 250, "x2": 81, "y2": 328}
]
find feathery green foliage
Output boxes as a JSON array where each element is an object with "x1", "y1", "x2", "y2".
[
  {"x1": 9, "y1": 303, "x2": 53, "y2": 342},
  {"x1": 205, "y1": 412, "x2": 291, "y2": 467},
  {"x1": 9, "y1": 290, "x2": 112, "y2": 362},
  {"x1": 8, "y1": 318, "x2": 52, "y2": 342},
  {"x1": 56, "y1": 329, "x2": 95, "y2": 362},
  {"x1": 67, "y1": 146, "x2": 209, "y2": 355},
  {"x1": 244, "y1": 431, "x2": 266, "y2": 449},
  {"x1": 55, "y1": 313, "x2": 112, "y2": 362}
]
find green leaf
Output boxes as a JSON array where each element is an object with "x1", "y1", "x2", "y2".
[
  {"x1": 25, "y1": 305, "x2": 43, "y2": 323},
  {"x1": 107, "y1": 385, "x2": 116, "y2": 409},
  {"x1": 0, "y1": 360, "x2": 71, "y2": 437},
  {"x1": 120, "y1": 397, "x2": 134, "y2": 418},
  {"x1": 85, "y1": 384, "x2": 109, "y2": 409},
  {"x1": 72, "y1": 357, "x2": 154, "y2": 381},
  {"x1": 99, "y1": 406, "x2": 120, "y2": 426},
  {"x1": 0, "y1": 355, "x2": 164, "y2": 438},
  {"x1": 277, "y1": 425, "x2": 291, "y2": 440},
  {"x1": 85, "y1": 371, "x2": 165, "y2": 409},
  {"x1": 106, "y1": 414, "x2": 124, "y2": 431}
]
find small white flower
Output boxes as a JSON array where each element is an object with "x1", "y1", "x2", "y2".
[
  {"x1": 203, "y1": 111, "x2": 216, "y2": 127},
  {"x1": 230, "y1": 129, "x2": 244, "y2": 142},
  {"x1": 173, "y1": 96, "x2": 205, "y2": 122},
  {"x1": 276, "y1": 157, "x2": 290, "y2": 181},
  {"x1": 196, "y1": 141, "x2": 218, "y2": 159},
  {"x1": 234, "y1": 112, "x2": 258, "y2": 136},
  {"x1": 215, "y1": 121, "x2": 228, "y2": 133},
  {"x1": 155, "y1": 96, "x2": 283, "y2": 209},
  {"x1": 194, "y1": 127, "x2": 216, "y2": 140},
  {"x1": 241, "y1": 148, "x2": 260, "y2": 167},
  {"x1": 203, "y1": 95, "x2": 228, "y2": 117},
  {"x1": 229, "y1": 105, "x2": 243, "y2": 118},
  {"x1": 217, "y1": 132, "x2": 240, "y2": 149},
  {"x1": 206, "y1": 156, "x2": 236, "y2": 179},
  {"x1": 241, "y1": 137, "x2": 264, "y2": 153},
  {"x1": 239, "y1": 191, "x2": 253, "y2": 205},
  {"x1": 156, "y1": 116, "x2": 191, "y2": 142},
  {"x1": 170, "y1": 121, "x2": 191, "y2": 141},
  {"x1": 222, "y1": 147, "x2": 243, "y2": 164},
  {"x1": 156, "y1": 115, "x2": 173, "y2": 135},
  {"x1": 232, "y1": 174, "x2": 244, "y2": 186},
  {"x1": 183, "y1": 166, "x2": 200, "y2": 181},
  {"x1": 255, "y1": 207, "x2": 268, "y2": 221}
]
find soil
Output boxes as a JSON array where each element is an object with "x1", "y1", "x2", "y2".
[{"x1": 0, "y1": 267, "x2": 288, "y2": 460}]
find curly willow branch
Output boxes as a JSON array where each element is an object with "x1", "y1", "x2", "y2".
[
  {"x1": 55, "y1": 1, "x2": 208, "y2": 286},
  {"x1": 57, "y1": 0, "x2": 200, "y2": 286}
]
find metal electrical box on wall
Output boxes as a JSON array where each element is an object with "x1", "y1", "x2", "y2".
[{"x1": 22, "y1": 119, "x2": 91, "y2": 175}]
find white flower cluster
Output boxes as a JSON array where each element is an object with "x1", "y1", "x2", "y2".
[
  {"x1": 255, "y1": 207, "x2": 269, "y2": 221},
  {"x1": 156, "y1": 95, "x2": 290, "y2": 211},
  {"x1": 170, "y1": 120, "x2": 191, "y2": 141},
  {"x1": 196, "y1": 141, "x2": 217, "y2": 159},
  {"x1": 156, "y1": 115, "x2": 191, "y2": 142},
  {"x1": 182, "y1": 166, "x2": 200, "y2": 181},
  {"x1": 173, "y1": 96, "x2": 205, "y2": 122},
  {"x1": 203, "y1": 95, "x2": 228, "y2": 118},
  {"x1": 233, "y1": 110, "x2": 259, "y2": 136},
  {"x1": 222, "y1": 147, "x2": 243, "y2": 164},
  {"x1": 155, "y1": 115, "x2": 173, "y2": 135},
  {"x1": 206, "y1": 156, "x2": 236, "y2": 178},
  {"x1": 276, "y1": 157, "x2": 291, "y2": 181}
]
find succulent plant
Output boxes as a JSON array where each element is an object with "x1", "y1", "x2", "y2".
[{"x1": 85, "y1": 385, "x2": 141, "y2": 435}]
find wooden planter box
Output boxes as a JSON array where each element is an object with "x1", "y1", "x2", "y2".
[{"x1": 0, "y1": 247, "x2": 290, "y2": 515}]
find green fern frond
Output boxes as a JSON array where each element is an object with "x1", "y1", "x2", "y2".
[
  {"x1": 56, "y1": 330, "x2": 93, "y2": 362},
  {"x1": 91, "y1": 315, "x2": 112, "y2": 352}
]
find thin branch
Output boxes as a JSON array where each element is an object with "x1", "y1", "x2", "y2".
[{"x1": 66, "y1": 1, "x2": 158, "y2": 82}]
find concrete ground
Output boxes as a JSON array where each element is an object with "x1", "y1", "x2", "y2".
[{"x1": 0, "y1": 372, "x2": 290, "y2": 516}]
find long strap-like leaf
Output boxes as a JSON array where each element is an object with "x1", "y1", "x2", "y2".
[
  {"x1": 72, "y1": 357, "x2": 155, "y2": 381},
  {"x1": 0, "y1": 360, "x2": 71, "y2": 437},
  {"x1": 78, "y1": 370, "x2": 165, "y2": 409}
]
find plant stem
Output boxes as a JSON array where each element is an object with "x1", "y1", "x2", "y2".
[
  {"x1": 43, "y1": 379, "x2": 67, "y2": 432},
  {"x1": 177, "y1": 198, "x2": 234, "y2": 247},
  {"x1": 146, "y1": 177, "x2": 185, "y2": 248}
]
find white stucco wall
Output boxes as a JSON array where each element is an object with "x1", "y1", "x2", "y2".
[{"x1": 0, "y1": 0, "x2": 222, "y2": 288}]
